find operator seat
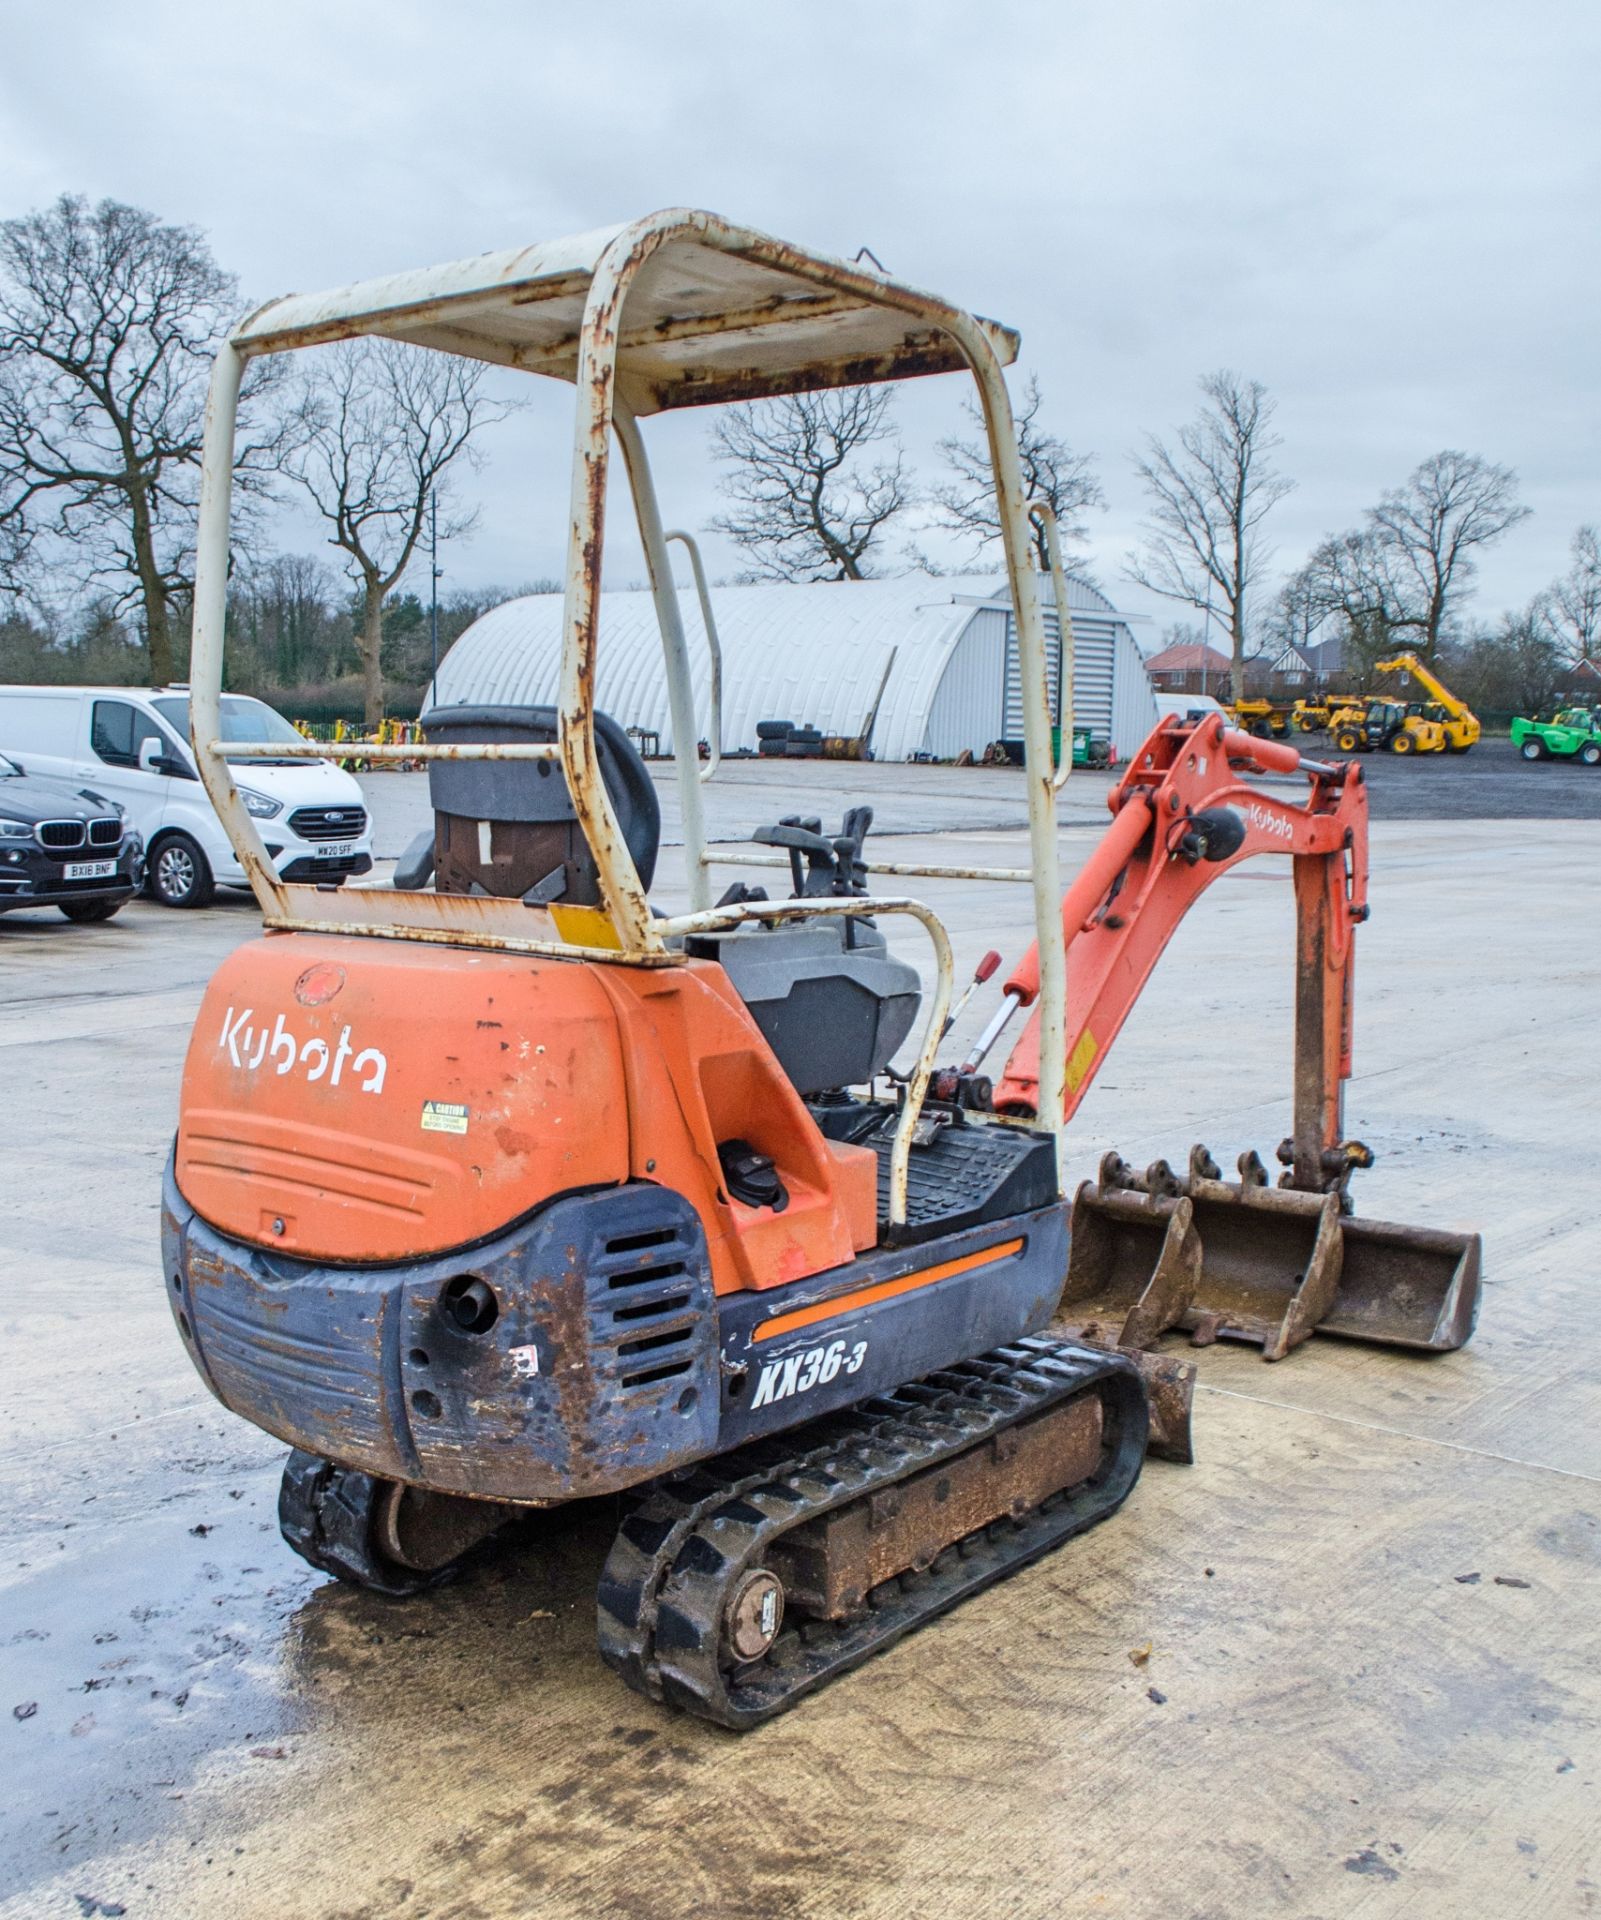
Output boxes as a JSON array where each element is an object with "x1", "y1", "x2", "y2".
[
  {"x1": 686, "y1": 808, "x2": 923, "y2": 1097},
  {"x1": 393, "y1": 703, "x2": 660, "y2": 905},
  {"x1": 393, "y1": 715, "x2": 917, "y2": 1098}
]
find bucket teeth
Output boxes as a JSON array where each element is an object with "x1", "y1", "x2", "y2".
[
  {"x1": 1117, "y1": 1198, "x2": 1201, "y2": 1352},
  {"x1": 1060, "y1": 1141, "x2": 1483, "y2": 1362}
]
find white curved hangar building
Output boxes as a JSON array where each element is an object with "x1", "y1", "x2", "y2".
[{"x1": 431, "y1": 574, "x2": 1158, "y2": 764}]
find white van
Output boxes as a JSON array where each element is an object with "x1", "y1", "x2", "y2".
[
  {"x1": 0, "y1": 685, "x2": 374, "y2": 906},
  {"x1": 1151, "y1": 691, "x2": 1230, "y2": 726}
]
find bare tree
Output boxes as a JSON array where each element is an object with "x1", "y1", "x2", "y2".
[
  {"x1": 1288, "y1": 452, "x2": 1532, "y2": 678},
  {"x1": 1546, "y1": 524, "x2": 1601, "y2": 664},
  {"x1": 932, "y1": 374, "x2": 1104, "y2": 572},
  {"x1": 0, "y1": 501, "x2": 32, "y2": 605},
  {"x1": 1284, "y1": 529, "x2": 1407, "y2": 685},
  {"x1": 710, "y1": 388, "x2": 911, "y2": 581},
  {"x1": 0, "y1": 195, "x2": 287, "y2": 682},
  {"x1": 1448, "y1": 607, "x2": 1569, "y2": 716},
  {"x1": 1259, "y1": 561, "x2": 1332, "y2": 672},
  {"x1": 288, "y1": 340, "x2": 513, "y2": 724},
  {"x1": 1127, "y1": 371, "x2": 1294, "y2": 699},
  {"x1": 231, "y1": 552, "x2": 344, "y2": 687},
  {"x1": 1366, "y1": 451, "x2": 1530, "y2": 663}
]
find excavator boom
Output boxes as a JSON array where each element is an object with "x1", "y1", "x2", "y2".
[
  {"x1": 993, "y1": 719, "x2": 1363, "y2": 1188},
  {"x1": 963, "y1": 713, "x2": 1480, "y2": 1362}
]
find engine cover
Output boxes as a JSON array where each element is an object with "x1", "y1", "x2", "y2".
[{"x1": 174, "y1": 932, "x2": 630, "y2": 1262}]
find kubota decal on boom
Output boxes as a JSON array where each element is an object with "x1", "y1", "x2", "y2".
[
  {"x1": 218, "y1": 1005, "x2": 388, "y2": 1093},
  {"x1": 1244, "y1": 801, "x2": 1295, "y2": 843}
]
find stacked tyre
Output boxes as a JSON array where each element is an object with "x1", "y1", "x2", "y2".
[{"x1": 758, "y1": 720, "x2": 792, "y2": 758}]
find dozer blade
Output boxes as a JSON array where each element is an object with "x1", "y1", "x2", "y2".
[{"x1": 1060, "y1": 1146, "x2": 1481, "y2": 1363}]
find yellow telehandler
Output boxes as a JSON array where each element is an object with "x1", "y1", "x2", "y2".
[{"x1": 1373, "y1": 654, "x2": 1480, "y2": 752}]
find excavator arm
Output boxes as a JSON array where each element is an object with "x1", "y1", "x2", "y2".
[
  {"x1": 959, "y1": 712, "x2": 1479, "y2": 1363},
  {"x1": 988, "y1": 715, "x2": 1367, "y2": 1190}
]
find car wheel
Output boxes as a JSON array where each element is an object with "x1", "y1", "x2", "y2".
[
  {"x1": 1580, "y1": 741, "x2": 1601, "y2": 767},
  {"x1": 59, "y1": 897, "x2": 125, "y2": 923},
  {"x1": 1519, "y1": 738, "x2": 1546, "y2": 761},
  {"x1": 150, "y1": 832, "x2": 215, "y2": 908}
]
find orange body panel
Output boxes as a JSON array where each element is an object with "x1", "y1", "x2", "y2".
[
  {"x1": 176, "y1": 933, "x2": 630, "y2": 1262},
  {"x1": 592, "y1": 963, "x2": 872, "y2": 1291},
  {"x1": 175, "y1": 931, "x2": 872, "y2": 1293},
  {"x1": 827, "y1": 1140, "x2": 880, "y2": 1254}
]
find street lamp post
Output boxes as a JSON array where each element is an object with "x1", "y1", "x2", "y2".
[
  {"x1": 429, "y1": 493, "x2": 441, "y2": 690},
  {"x1": 1193, "y1": 585, "x2": 1216, "y2": 700}
]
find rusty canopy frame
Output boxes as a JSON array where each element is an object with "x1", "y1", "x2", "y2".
[{"x1": 188, "y1": 208, "x2": 1072, "y2": 1209}]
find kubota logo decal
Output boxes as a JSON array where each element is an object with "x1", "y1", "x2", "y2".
[
  {"x1": 218, "y1": 1005, "x2": 387, "y2": 1094},
  {"x1": 1245, "y1": 802, "x2": 1294, "y2": 843},
  {"x1": 750, "y1": 1337, "x2": 867, "y2": 1409}
]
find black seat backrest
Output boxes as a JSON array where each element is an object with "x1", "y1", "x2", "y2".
[{"x1": 420, "y1": 703, "x2": 660, "y2": 906}]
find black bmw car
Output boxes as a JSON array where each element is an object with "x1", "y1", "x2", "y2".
[{"x1": 0, "y1": 752, "x2": 145, "y2": 921}]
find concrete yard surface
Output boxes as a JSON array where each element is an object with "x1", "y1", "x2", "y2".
[
  {"x1": 354, "y1": 733, "x2": 1601, "y2": 865},
  {"x1": 0, "y1": 763, "x2": 1598, "y2": 1919}
]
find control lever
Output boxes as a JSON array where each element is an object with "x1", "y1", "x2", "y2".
[
  {"x1": 752, "y1": 807, "x2": 874, "y2": 896},
  {"x1": 940, "y1": 949, "x2": 1001, "y2": 1043},
  {"x1": 960, "y1": 987, "x2": 1024, "y2": 1076}
]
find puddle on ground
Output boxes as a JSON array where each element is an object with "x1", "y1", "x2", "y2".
[{"x1": 0, "y1": 1448, "x2": 621, "y2": 1907}]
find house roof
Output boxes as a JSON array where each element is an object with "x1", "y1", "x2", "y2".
[{"x1": 1144, "y1": 642, "x2": 1232, "y2": 674}]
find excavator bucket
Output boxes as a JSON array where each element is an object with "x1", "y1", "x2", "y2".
[{"x1": 1059, "y1": 1147, "x2": 1481, "y2": 1363}]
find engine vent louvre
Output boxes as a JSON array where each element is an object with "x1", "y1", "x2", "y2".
[{"x1": 592, "y1": 1220, "x2": 703, "y2": 1394}]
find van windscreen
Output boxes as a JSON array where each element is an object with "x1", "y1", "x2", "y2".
[{"x1": 152, "y1": 696, "x2": 304, "y2": 753}]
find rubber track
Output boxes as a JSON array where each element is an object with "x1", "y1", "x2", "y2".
[
  {"x1": 278, "y1": 1448, "x2": 443, "y2": 1598},
  {"x1": 595, "y1": 1337, "x2": 1149, "y2": 1728}
]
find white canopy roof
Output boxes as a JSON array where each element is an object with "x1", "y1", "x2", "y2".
[{"x1": 231, "y1": 209, "x2": 1019, "y2": 414}]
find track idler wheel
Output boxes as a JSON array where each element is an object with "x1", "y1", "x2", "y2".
[{"x1": 278, "y1": 1449, "x2": 515, "y2": 1597}]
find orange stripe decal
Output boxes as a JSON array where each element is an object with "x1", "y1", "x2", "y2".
[{"x1": 751, "y1": 1237, "x2": 1027, "y2": 1344}]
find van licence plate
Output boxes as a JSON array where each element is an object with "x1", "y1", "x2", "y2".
[
  {"x1": 66, "y1": 860, "x2": 116, "y2": 880},
  {"x1": 319, "y1": 841, "x2": 354, "y2": 858}
]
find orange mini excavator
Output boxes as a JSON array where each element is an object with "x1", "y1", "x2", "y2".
[{"x1": 162, "y1": 213, "x2": 1481, "y2": 1727}]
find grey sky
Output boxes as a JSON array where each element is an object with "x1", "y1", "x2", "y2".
[{"x1": 3, "y1": 0, "x2": 1596, "y2": 638}]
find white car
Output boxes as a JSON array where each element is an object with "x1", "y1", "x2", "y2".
[{"x1": 0, "y1": 685, "x2": 374, "y2": 906}]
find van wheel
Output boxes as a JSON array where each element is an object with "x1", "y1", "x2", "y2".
[
  {"x1": 59, "y1": 898, "x2": 125, "y2": 923},
  {"x1": 150, "y1": 832, "x2": 215, "y2": 908}
]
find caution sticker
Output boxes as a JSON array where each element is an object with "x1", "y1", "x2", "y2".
[{"x1": 421, "y1": 1100, "x2": 469, "y2": 1135}]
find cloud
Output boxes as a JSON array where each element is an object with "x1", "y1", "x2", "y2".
[{"x1": 2, "y1": 0, "x2": 1594, "y2": 620}]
